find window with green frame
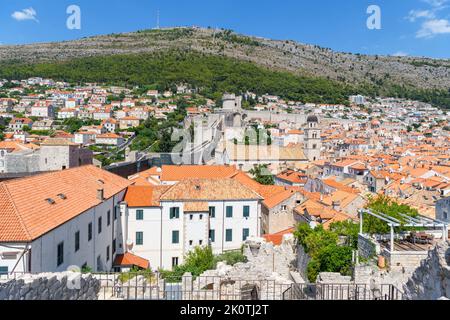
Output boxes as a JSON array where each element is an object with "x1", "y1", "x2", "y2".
[
  {"x1": 243, "y1": 228, "x2": 250, "y2": 241},
  {"x1": 172, "y1": 230, "x2": 180, "y2": 244},
  {"x1": 225, "y1": 229, "x2": 233, "y2": 242},
  {"x1": 75, "y1": 231, "x2": 80, "y2": 252},
  {"x1": 226, "y1": 206, "x2": 233, "y2": 218},
  {"x1": 170, "y1": 207, "x2": 180, "y2": 219},
  {"x1": 136, "y1": 232, "x2": 144, "y2": 245},
  {"x1": 136, "y1": 209, "x2": 144, "y2": 220},
  {"x1": 209, "y1": 229, "x2": 215, "y2": 243},
  {"x1": 209, "y1": 206, "x2": 216, "y2": 218},
  {"x1": 57, "y1": 242, "x2": 64, "y2": 267},
  {"x1": 243, "y1": 206, "x2": 250, "y2": 218}
]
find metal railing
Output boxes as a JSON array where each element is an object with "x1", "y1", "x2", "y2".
[
  {"x1": 282, "y1": 283, "x2": 403, "y2": 300},
  {"x1": 1, "y1": 271, "x2": 404, "y2": 301},
  {"x1": 93, "y1": 272, "x2": 292, "y2": 300}
]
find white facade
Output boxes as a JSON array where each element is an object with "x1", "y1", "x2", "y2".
[
  {"x1": 31, "y1": 105, "x2": 55, "y2": 118},
  {"x1": 74, "y1": 133, "x2": 94, "y2": 145},
  {"x1": 58, "y1": 110, "x2": 78, "y2": 119},
  {"x1": 436, "y1": 196, "x2": 450, "y2": 223},
  {"x1": 95, "y1": 136, "x2": 124, "y2": 146},
  {"x1": 123, "y1": 199, "x2": 260, "y2": 271},
  {"x1": 0, "y1": 190, "x2": 126, "y2": 274}
]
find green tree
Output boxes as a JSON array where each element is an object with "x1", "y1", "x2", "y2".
[{"x1": 249, "y1": 164, "x2": 275, "y2": 185}]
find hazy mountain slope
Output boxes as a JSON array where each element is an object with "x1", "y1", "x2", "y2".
[{"x1": 0, "y1": 27, "x2": 449, "y2": 91}]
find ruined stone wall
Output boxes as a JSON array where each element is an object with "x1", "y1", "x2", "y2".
[
  {"x1": 296, "y1": 245, "x2": 310, "y2": 281},
  {"x1": 358, "y1": 234, "x2": 378, "y2": 259},
  {"x1": 403, "y1": 242, "x2": 450, "y2": 300},
  {"x1": 184, "y1": 236, "x2": 303, "y2": 300},
  {"x1": 383, "y1": 250, "x2": 429, "y2": 269},
  {"x1": 0, "y1": 272, "x2": 100, "y2": 300}
]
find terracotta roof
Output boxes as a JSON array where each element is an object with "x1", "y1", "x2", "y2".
[
  {"x1": 113, "y1": 252, "x2": 149, "y2": 269},
  {"x1": 262, "y1": 228, "x2": 295, "y2": 245},
  {"x1": 0, "y1": 141, "x2": 39, "y2": 152},
  {"x1": 160, "y1": 165, "x2": 238, "y2": 182},
  {"x1": 323, "y1": 179, "x2": 360, "y2": 194},
  {"x1": 0, "y1": 165, "x2": 132, "y2": 242},
  {"x1": 124, "y1": 185, "x2": 170, "y2": 207},
  {"x1": 261, "y1": 188, "x2": 297, "y2": 209},
  {"x1": 276, "y1": 169, "x2": 307, "y2": 184},
  {"x1": 160, "y1": 178, "x2": 263, "y2": 201},
  {"x1": 97, "y1": 133, "x2": 122, "y2": 139},
  {"x1": 184, "y1": 202, "x2": 209, "y2": 212},
  {"x1": 231, "y1": 171, "x2": 298, "y2": 209},
  {"x1": 40, "y1": 138, "x2": 79, "y2": 146},
  {"x1": 226, "y1": 144, "x2": 306, "y2": 161}
]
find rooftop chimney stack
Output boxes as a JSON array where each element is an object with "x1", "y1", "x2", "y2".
[
  {"x1": 332, "y1": 200, "x2": 341, "y2": 212},
  {"x1": 97, "y1": 188, "x2": 104, "y2": 201}
]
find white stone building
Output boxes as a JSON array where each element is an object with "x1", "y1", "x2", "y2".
[
  {"x1": 121, "y1": 178, "x2": 262, "y2": 271},
  {"x1": 31, "y1": 105, "x2": 55, "y2": 118},
  {"x1": 0, "y1": 166, "x2": 131, "y2": 274},
  {"x1": 436, "y1": 196, "x2": 450, "y2": 223}
]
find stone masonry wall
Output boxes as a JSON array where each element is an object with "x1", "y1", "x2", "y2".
[
  {"x1": 403, "y1": 242, "x2": 450, "y2": 300},
  {"x1": 0, "y1": 272, "x2": 100, "y2": 300},
  {"x1": 358, "y1": 234, "x2": 378, "y2": 259}
]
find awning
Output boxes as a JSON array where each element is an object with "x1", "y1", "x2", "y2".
[{"x1": 113, "y1": 252, "x2": 150, "y2": 270}]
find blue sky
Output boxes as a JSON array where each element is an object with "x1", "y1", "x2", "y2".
[{"x1": 1, "y1": 0, "x2": 449, "y2": 58}]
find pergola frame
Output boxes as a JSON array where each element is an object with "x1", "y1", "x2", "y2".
[{"x1": 358, "y1": 209, "x2": 449, "y2": 252}]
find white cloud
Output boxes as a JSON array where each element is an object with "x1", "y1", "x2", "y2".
[
  {"x1": 392, "y1": 51, "x2": 409, "y2": 57},
  {"x1": 407, "y1": 0, "x2": 450, "y2": 38},
  {"x1": 11, "y1": 7, "x2": 38, "y2": 22},
  {"x1": 416, "y1": 18, "x2": 450, "y2": 38},
  {"x1": 422, "y1": 0, "x2": 449, "y2": 7},
  {"x1": 407, "y1": 10, "x2": 435, "y2": 22}
]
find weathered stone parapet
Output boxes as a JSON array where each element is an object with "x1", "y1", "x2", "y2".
[
  {"x1": 403, "y1": 241, "x2": 450, "y2": 300},
  {"x1": 0, "y1": 272, "x2": 100, "y2": 300},
  {"x1": 358, "y1": 234, "x2": 379, "y2": 260}
]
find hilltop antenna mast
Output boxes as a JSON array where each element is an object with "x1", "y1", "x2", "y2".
[{"x1": 156, "y1": 10, "x2": 160, "y2": 29}]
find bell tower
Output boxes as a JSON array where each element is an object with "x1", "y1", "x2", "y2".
[{"x1": 304, "y1": 114, "x2": 322, "y2": 162}]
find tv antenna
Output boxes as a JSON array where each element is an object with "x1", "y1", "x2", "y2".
[{"x1": 156, "y1": 10, "x2": 160, "y2": 29}]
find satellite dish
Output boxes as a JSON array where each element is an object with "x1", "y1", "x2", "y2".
[
  {"x1": 126, "y1": 239, "x2": 134, "y2": 249},
  {"x1": 309, "y1": 221, "x2": 318, "y2": 229}
]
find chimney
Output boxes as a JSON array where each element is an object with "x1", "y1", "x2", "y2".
[
  {"x1": 97, "y1": 188, "x2": 104, "y2": 201},
  {"x1": 332, "y1": 200, "x2": 341, "y2": 211}
]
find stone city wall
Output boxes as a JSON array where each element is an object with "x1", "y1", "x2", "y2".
[
  {"x1": 403, "y1": 242, "x2": 450, "y2": 300},
  {"x1": 0, "y1": 272, "x2": 100, "y2": 300},
  {"x1": 358, "y1": 234, "x2": 378, "y2": 260}
]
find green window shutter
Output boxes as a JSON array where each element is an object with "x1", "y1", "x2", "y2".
[
  {"x1": 243, "y1": 228, "x2": 250, "y2": 241},
  {"x1": 136, "y1": 210, "x2": 144, "y2": 220},
  {"x1": 75, "y1": 231, "x2": 80, "y2": 252},
  {"x1": 136, "y1": 232, "x2": 144, "y2": 245},
  {"x1": 226, "y1": 229, "x2": 233, "y2": 242},
  {"x1": 172, "y1": 231, "x2": 179, "y2": 244},
  {"x1": 170, "y1": 207, "x2": 180, "y2": 219},
  {"x1": 226, "y1": 206, "x2": 233, "y2": 218},
  {"x1": 209, "y1": 229, "x2": 215, "y2": 243},
  {"x1": 243, "y1": 206, "x2": 250, "y2": 218},
  {"x1": 209, "y1": 206, "x2": 216, "y2": 218}
]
